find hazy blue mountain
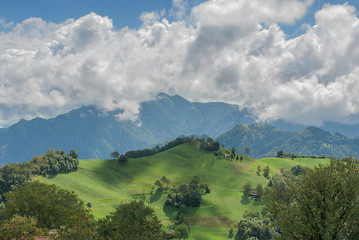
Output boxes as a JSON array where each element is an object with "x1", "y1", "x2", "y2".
[
  {"x1": 217, "y1": 124, "x2": 359, "y2": 158},
  {"x1": 0, "y1": 93, "x2": 254, "y2": 165},
  {"x1": 267, "y1": 120, "x2": 359, "y2": 138}
]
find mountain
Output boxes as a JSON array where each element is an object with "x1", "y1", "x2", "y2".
[
  {"x1": 269, "y1": 120, "x2": 359, "y2": 138},
  {"x1": 0, "y1": 93, "x2": 254, "y2": 165},
  {"x1": 217, "y1": 124, "x2": 359, "y2": 158}
]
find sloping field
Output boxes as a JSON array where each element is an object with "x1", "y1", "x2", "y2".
[{"x1": 38, "y1": 143, "x2": 328, "y2": 239}]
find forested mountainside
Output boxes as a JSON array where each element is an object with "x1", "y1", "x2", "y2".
[{"x1": 217, "y1": 124, "x2": 359, "y2": 158}]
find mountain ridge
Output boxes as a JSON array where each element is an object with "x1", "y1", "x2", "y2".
[
  {"x1": 0, "y1": 93, "x2": 254, "y2": 164},
  {"x1": 217, "y1": 124, "x2": 359, "y2": 158}
]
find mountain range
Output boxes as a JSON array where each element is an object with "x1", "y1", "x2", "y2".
[
  {"x1": 0, "y1": 93, "x2": 253, "y2": 164},
  {"x1": 217, "y1": 124, "x2": 359, "y2": 159},
  {"x1": 1, "y1": 93, "x2": 359, "y2": 165}
]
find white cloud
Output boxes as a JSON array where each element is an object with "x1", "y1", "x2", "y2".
[
  {"x1": 170, "y1": 0, "x2": 189, "y2": 20},
  {"x1": 1, "y1": 1, "x2": 359, "y2": 127}
]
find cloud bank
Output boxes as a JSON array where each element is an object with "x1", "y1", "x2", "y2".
[{"x1": 1, "y1": 0, "x2": 359, "y2": 127}]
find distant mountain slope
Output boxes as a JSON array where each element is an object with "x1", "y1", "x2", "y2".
[
  {"x1": 217, "y1": 124, "x2": 359, "y2": 158},
  {"x1": 0, "y1": 93, "x2": 254, "y2": 164}
]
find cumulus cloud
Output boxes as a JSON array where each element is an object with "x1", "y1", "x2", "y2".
[
  {"x1": 1, "y1": 0, "x2": 359, "y2": 127},
  {"x1": 170, "y1": 0, "x2": 189, "y2": 20}
]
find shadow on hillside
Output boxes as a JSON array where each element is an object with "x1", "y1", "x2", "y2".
[
  {"x1": 240, "y1": 196, "x2": 250, "y2": 205},
  {"x1": 46, "y1": 174, "x2": 56, "y2": 179},
  {"x1": 163, "y1": 204, "x2": 177, "y2": 219},
  {"x1": 90, "y1": 159, "x2": 152, "y2": 186},
  {"x1": 150, "y1": 188, "x2": 163, "y2": 203}
]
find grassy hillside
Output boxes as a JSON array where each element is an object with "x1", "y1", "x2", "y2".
[{"x1": 38, "y1": 143, "x2": 328, "y2": 239}]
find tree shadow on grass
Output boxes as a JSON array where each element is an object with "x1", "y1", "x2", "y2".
[
  {"x1": 46, "y1": 174, "x2": 56, "y2": 179},
  {"x1": 149, "y1": 188, "x2": 163, "y2": 203},
  {"x1": 240, "y1": 196, "x2": 251, "y2": 205},
  {"x1": 163, "y1": 204, "x2": 177, "y2": 219},
  {"x1": 252, "y1": 198, "x2": 262, "y2": 206}
]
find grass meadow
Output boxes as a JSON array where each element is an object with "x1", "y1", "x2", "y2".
[{"x1": 38, "y1": 143, "x2": 329, "y2": 239}]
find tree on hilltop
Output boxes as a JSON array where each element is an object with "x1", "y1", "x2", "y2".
[{"x1": 111, "y1": 151, "x2": 120, "y2": 159}]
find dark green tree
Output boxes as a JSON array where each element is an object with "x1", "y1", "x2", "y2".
[
  {"x1": 276, "y1": 150, "x2": 283, "y2": 158},
  {"x1": 190, "y1": 176, "x2": 200, "y2": 186},
  {"x1": 96, "y1": 199, "x2": 166, "y2": 239},
  {"x1": 235, "y1": 216, "x2": 280, "y2": 240},
  {"x1": 243, "y1": 182, "x2": 252, "y2": 197},
  {"x1": 290, "y1": 165, "x2": 306, "y2": 176},
  {"x1": 69, "y1": 149, "x2": 79, "y2": 159},
  {"x1": 174, "y1": 224, "x2": 189, "y2": 239},
  {"x1": 263, "y1": 165, "x2": 270, "y2": 178},
  {"x1": 118, "y1": 154, "x2": 129, "y2": 164},
  {"x1": 256, "y1": 183, "x2": 263, "y2": 197},
  {"x1": 264, "y1": 159, "x2": 359, "y2": 240},
  {"x1": 183, "y1": 190, "x2": 202, "y2": 207},
  {"x1": 111, "y1": 151, "x2": 120, "y2": 159},
  {"x1": 4, "y1": 181, "x2": 92, "y2": 229}
]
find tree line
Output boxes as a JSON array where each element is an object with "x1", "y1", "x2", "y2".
[
  {"x1": 112, "y1": 137, "x2": 220, "y2": 162},
  {"x1": 0, "y1": 149, "x2": 79, "y2": 201}
]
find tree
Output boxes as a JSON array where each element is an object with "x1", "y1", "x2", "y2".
[
  {"x1": 175, "y1": 224, "x2": 189, "y2": 239},
  {"x1": 155, "y1": 180, "x2": 163, "y2": 189},
  {"x1": 69, "y1": 149, "x2": 79, "y2": 159},
  {"x1": 54, "y1": 213, "x2": 95, "y2": 240},
  {"x1": 0, "y1": 214, "x2": 44, "y2": 240},
  {"x1": 183, "y1": 190, "x2": 202, "y2": 207},
  {"x1": 263, "y1": 165, "x2": 270, "y2": 178},
  {"x1": 190, "y1": 176, "x2": 200, "y2": 186},
  {"x1": 111, "y1": 151, "x2": 120, "y2": 159},
  {"x1": 4, "y1": 181, "x2": 92, "y2": 229},
  {"x1": 290, "y1": 165, "x2": 306, "y2": 176},
  {"x1": 264, "y1": 159, "x2": 359, "y2": 240},
  {"x1": 96, "y1": 199, "x2": 166, "y2": 239},
  {"x1": 257, "y1": 165, "x2": 262, "y2": 173},
  {"x1": 118, "y1": 154, "x2": 129, "y2": 164},
  {"x1": 256, "y1": 183, "x2": 263, "y2": 197},
  {"x1": 235, "y1": 216, "x2": 280, "y2": 240},
  {"x1": 228, "y1": 228, "x2": 234, "y2": 238},
  {"x1": 243, "y1": 182, "x2": 252, "y2": 197},
  {"x1": 276, "y1": 150, "x2": 283, "y2": 158},
  {"x1": 244, "y1": 147, "x2": 251, "y2": 156}
]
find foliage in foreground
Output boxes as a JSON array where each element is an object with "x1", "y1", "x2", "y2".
[
  {"x1": 4, "y1": 181, "x2": 92, "y2": 229},
  {"x1": 96, "y1": 199, "x2": 170, "y2": 240},
  {"x1": 0, "y1": 214, "x2": 44, "y2": 240},
  {"x1": 264, "y1": 158, "x2": 359, "y2": 240},
  {"x1": 234, "y1": 215, "x2": 280, "y2": 240}
]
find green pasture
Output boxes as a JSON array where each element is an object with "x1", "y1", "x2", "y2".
[{"x1": 38, "y1": 144, "x2": 329, "y2": 239}]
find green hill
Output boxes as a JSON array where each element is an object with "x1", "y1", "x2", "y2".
[{"x1": 37, "y1": 143, "x2": 329, "y2": 239}]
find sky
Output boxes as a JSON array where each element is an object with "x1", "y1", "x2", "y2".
[{"x1": 1, "y1": 0, "x2": 359, "y2": 127}]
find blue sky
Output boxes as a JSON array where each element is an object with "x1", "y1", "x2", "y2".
[
  {"x1": 0, "y1": 0, "x2": 204, "y2": 29},
  {"x1": 1, "y1": 0, "x2": 357, "y2": 34},
  {"x1": 1, "y1": 0, "x2": 359, "y2": 127}
]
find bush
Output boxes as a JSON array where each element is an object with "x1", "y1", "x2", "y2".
[
  {"x1": 4, "y1": 181, "x2": 92, "y2": 229},
  {"x1": 0, "y1": 214, "x2": 44, "y2": 240},
  {"x1": 96, "y1": 199, "x2": 166, "y2": 239}
]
